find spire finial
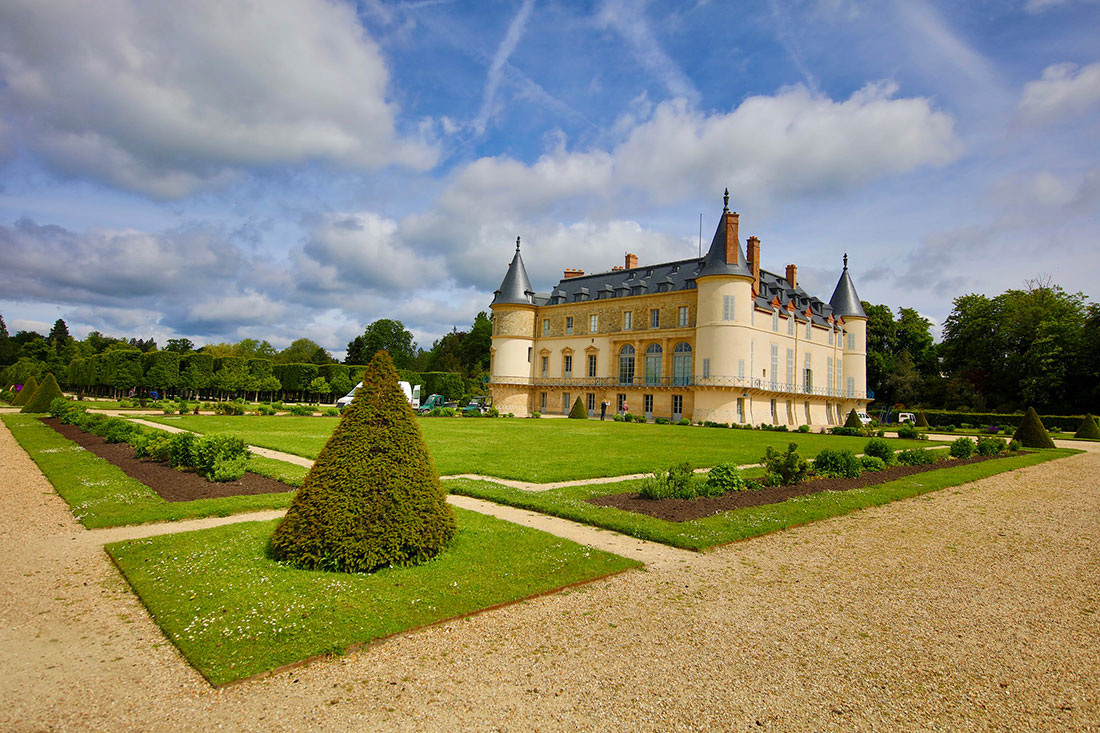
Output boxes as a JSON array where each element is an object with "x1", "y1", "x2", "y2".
[
  {"x1": 843, "y1": 252, "x2": 848, "y2": 269},
  {"x1": 516, "y1": 236, "x2": 521, "y2": 252},
  {"x1": 723, "y1": 188, "x2": 730, "y2": 212}
]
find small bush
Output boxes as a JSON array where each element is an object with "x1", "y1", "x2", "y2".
[
  {"x1": 134, "y1": 433, "x2": 173, "y2": 463},
  {"x1": 631, "y1": 413, "x2": 646, "y2": 423},
  {"x1": 639, "y1": 462, "x2": 698, "y2": 499},
  {"x1": 844, "y1": 409, "x2": 863, "y2": 428},
  {"x1": 322, "y1": 407, "x2": 340, "y2": 417},
  {"x1": 168, "y1": 432, "x2": 200, "y2": 468},
  {"x1": 828, "y1": 426, "x2": 863, "y2": 437},
  {"x1": 288, "y1": 404, "x2": 315, "y2": 416},
  {"x1": 214, "y1": 401, "x2": 246, "y2": 416},
  {"x1": 47, "y1": 396, "x2": 72, "y2": 418},
  {"x1": 897, "y1": 424, "x2": 920, "y2": 440},
  {"x1": 58, "y1": 405, "x2": 87, "y2": 425},
  {"x1": 949, "y1": 437, "x2": 975, "y2": 459},
  {"x1": 677, "y1": 418, "x2": 691, "y2": 426},
  {"x1": 102, "y1": 419, "x2": 140, "y2": 444},
  {"x1": 532, "y1": 410, "x2": 543, "y2": 419},
  {"x1": 703, "y1": 463, "x2": 747, "y2": 495},
  {"x1": 761, "y1": 443, "x2": 809, "y2": 486},
  {"x1": 1008, "y1": 439, "x2": 1022, "y2": 451},
  {"x1": 256, "y1": 405, "x2": 277, "y2": 416},
  {"x1": 797, "y1": 424, "x2": 810, "y2": 433},
  {"x1": 975, "y1": 436, "x2": 1007, "y2": 456},
  {"x1": 860, "y1": 455, "x2": 886, "y2": 472},
  {"x1": 897, "y1": 448, "x2": 936, "y2": 466},
  {"x1": 193, "y1": 434, "x2": 250, "y2": 479},
  {"x1": 210, "y1": 455, "x2": 249, "y2": 482},
  {"x1": 568, "y1": 396, "x2": 588, "y2": 420},
  {"x1": 1012, "y1": 406, "x2": 1056, "y2": 449},
  {"x1": 941, "y1": 424, "x2": 956, "y2": 432},
  {"x1": 863, "y1": 438, "x2": 895, "y2": 465},
  {"x1": 812, "y1": 448, "x2": 862, "y2": 478},
  {"x1": 654, "y1": 416, "x2": 671, "y2": 425},
  {"x1": 162, "y1": 405, "x2": 176, "y2": 414},
  {"x1": 1075, "y1": 414, "x2": 1100, "y2": 439}
]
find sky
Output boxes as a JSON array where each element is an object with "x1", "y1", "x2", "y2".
[{"x1": 1, "y1": 0, "x2": 1098, "y2": 358}]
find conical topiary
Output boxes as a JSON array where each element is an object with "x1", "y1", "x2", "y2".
[
  {"x1": 916, "y1": 411, "x2": 930, "y2": 428},
  {"x1": 12, "y1": 376, "x2": 38, "y2": 407},
  {"x1": 1075, "y1": 414, "x2": 1100, "y2": 440},
  {"x1": 844, "y1": 409, "x2": 862, "y2": 429},
  {"x1": 21, "y1": 373, "x2": 64, "y2": 413},
  {"x1": 1012, "y1": 406, "x2": 1055, "y2": 449},
  {"x1": 269, "y1": 350, "x2": 456, "y2": 573},
  {"x1": 568, "y1": 396, "x2": 588, "y2": 419}
]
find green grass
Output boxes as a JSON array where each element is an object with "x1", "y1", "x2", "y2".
[
  {"x1": 447, "y1": 448, "x2": 1078, "y2": 550},
  {"x1": 142, "y1": 415, "x2": 942, "y2": 482},
  {"x1": 3, "y1": 414, "x2": 297, "y2": 528},
  {"x1": 106, "y1": 510, "x2": 640, "y2": 686}
]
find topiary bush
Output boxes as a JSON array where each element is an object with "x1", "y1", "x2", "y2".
[
  {"x1": 812, "y1": 448, "x2": 862, "y2": 478},
  {"x1": 1075, "y1": 414, "x2": 1100, "y2": 440},
  {"x1": 863, "y1": 437, "x2": 895, "y2": 465},
  {"x1": 703, "y1": 463, "x2": 747, "y2": 495},
  {"x1": 975, "y1": 436, "x2": 1007, "y2": 456},
  {"x1": 19, "y1": 373, "x2": 65, "y2": 414},
  {"x1": 897, "y1": 423, "x2": 925, "y2": 440},
  {"x1": 949, "y1": 437, "x2": 975, "y2": 459},
  {"x1": 761, "y1": 443, "x2": 809, "y2": 486},
  {"x1": 860, "y1": 455, "x2": 886, "y2": 472},
  {"x1": 915, "y1": 411, "x2": 930, "y2": 428},
  {"x1": 12, "y1": 376, "x2": 38, "y2": 407},
  {"x1": 568, "y1": 396, "x2": 588, "y2": 419},
  {"x1": 844, "y1": 409, "x2": 863, "y2": 429},
  {"x1": 269, "y1": 350, "x2": 456, "y2": 574},
  {"x1": 1012, "y1": 406, "x2": 1055, "y2": 449}
]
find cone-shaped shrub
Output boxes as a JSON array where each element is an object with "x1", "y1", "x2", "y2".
[
  {"x1": 916, "y1": 411, "x2": 930, "y2": 428},
  {"x1": 21, "y1": 373, "x2": 64, "y2": 413},
  {"x1": 11, "y1": 376, "x2": 38, "y2": 407},
  {"x1": 844, "y1": 409, "x2": 862, "y2": 429},
  {"x1": 1012, "y1": 406, "x2": 1055, "y2": 449},
  {"x1": 568, "y1": 396, "x2": 588, "y2": 419},
  {"x1": 269, "y1": 350, "x2": 456, "y2": 573},
  {"x1": 1075, "y1": 414, "x2": 1100, "y2": 440}
]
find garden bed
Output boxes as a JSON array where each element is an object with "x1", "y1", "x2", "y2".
[
  {"x1": 589, "y1": 452, "x2": 1023, "y2": 522},
  {"x1": 41, "y1": 417, "x2": 293, "y2": 502}
]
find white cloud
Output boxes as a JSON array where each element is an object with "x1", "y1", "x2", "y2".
[
  {"x1": 596, "y1": 0, "x2": 700, "y2": 103},
  {"x1": 1019, "y1": 62, "x2": 1100, "y2": 123},
  {"x1": 1023, "y1": 0, "x2": 1094, "y2": 13},
  {"x1": 0, "y1": 0, "x2": 437, "y2": 198},
  {"x1": 472, "y1": 0, "x2": 535, "y2": 136}
]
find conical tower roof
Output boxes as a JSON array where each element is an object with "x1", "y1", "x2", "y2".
[
  {"x1": 698, "y1": 189, "x2": 754, "y2": 279},
  {"x1": 829, "y1": 254, "x2": 866, "y2": 318},
  {"x1": 491, "y1": 237, "x2": 535, "y2": 305}
]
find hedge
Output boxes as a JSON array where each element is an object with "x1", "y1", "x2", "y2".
[{"x1": 920, "y1": 409, "x2": 1086, "y2": 432}]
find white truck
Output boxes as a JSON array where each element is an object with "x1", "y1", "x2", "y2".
[{"x1": 336, "y1": 381, "x2": 421, "y2": 410}]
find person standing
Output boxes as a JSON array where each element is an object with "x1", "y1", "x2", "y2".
[
  {"x1": 621, "y1": 399, "x2": 629, "y2": 415},
  {"x1": 600, "y1": 399, "x2": 609, "y2": 420}
]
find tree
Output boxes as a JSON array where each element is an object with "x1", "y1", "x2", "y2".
[
  {"x1": 460, "y1": 312, "x2": 492, "y2": 375},
  {"x1": 269, "y1": 350, "x2": 456, "y2": 573},
  {"x1": 47, "y1": 319, "x2": 72, "y2": 350},
  {"x1": 862, "y1": 302, "x2": 937, "y2": 407},
  {"x1": 276, "y1": 338, "x2": 328, "y2": 364},
  {"x1": 165, "y1": 338, "x2": 195, "y2": 353},
  {"x1": 0, "y1": 316, "x2": 13, "y2": 366},
  {"x1": 346, "y1": 319, "x2": 417, "y2": 369},
  {"x1": 308, "y1": 376, "x2": 331, "y2": 403},
  {"x1": 310, "y1": 346, "x2": 334, "y2": 365}
]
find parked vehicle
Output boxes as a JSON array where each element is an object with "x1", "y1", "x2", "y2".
[
  {"x1": 417, "y1": 394, "x2": 458, "y2": 413},
  {"x1": 337, "y1": 381, "x2": 421, "y2": 410},
  {"x1": 855, "y1": 411, "x2": 873, "y2": 426},
  {"x1": 897, "y1": 412, "x2": 916, "y2": 424},
  {"x1": 462, "y1": 396, "x2": 493, "y2": 415}
]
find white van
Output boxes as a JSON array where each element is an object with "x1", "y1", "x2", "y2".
[
  {"x1": 337, "y1": 381, "x2": 421, "y2": 410},
  {"x1": 855, "y1": 411, "x2": 873, "y2": 426}
]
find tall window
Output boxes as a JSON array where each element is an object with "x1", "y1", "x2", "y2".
[
  {"x1": 770, "y1": 398, "x2": 777, "y2": 422},
  {"x1": 770, "y1": 344, "x2": 779, "y2": 389},
  {"x1": 846, "y1": 376, "x2": 855, "y2": 398},
  {"x1": 786, "y1": 348, "x2": 794, "y2": 390},
  {"x1": 590, "y1": 314, "x2": 598, "y2": 333},
  {"x1": 737, "y1": 398, "x2": 745, "y2": 423},
  {"x1": 587, "y1": 354, "x2": 597, "y2": 378},
  {"x1": 672, "y1": 394, "x2": 683, "y2": 416},
  {"x1": 650, "y1": 308, "x2": 660, "y2": 329},
  {"x1": 672, "y1": 342, "x2": 691, "y2": 385},
  {"x1": 837, "y1": 359, "x2": 843, "y2": 393},
  {"x1": 722, "y1": 295, "x2": 735, "y2": 321},
  {"x1": 643, "y1": 394, "x2": 654, "y2": 414},
  {"x1": 618, "y1": 344, "x2": 635, "y2": 385},
  {"x1": 542, "y1": 318, "x2": 550, "y2": 336},
  {"x1": 563, "y1": 354, "x2": 572, "y2": 378},
  {"x1": 645, "y1": 343, "x2": 663, "y2": 385},
  {"x1": 623, "y1": 311, "x2": 633, "y2": 330},
  {"x1": 806, "y1": 320, "x2": 812, "y2": 339},
  {"x1": 563, "y1": 393, "x2": 570, "y2": 414},
  {"x1": 772, "y1": 309, "x2": 779, "y2": 331},
  {"x1": 702, "y1": 358, "x2": 711, "y2": 379},
  {"x1": 787, "y1": 315, "x2": 794, "y2": 335},
  {"x1": 566, "y1": 316, "x2": 574, "y2": 335},
  {"x1": 828, "y1": 326, "x2": 834, "y2": 346},
  {"x1": 527, "y1": 346, "x2": 532, "y2": 363},
  {"x1": 540, "y1": 392, "x2": 547, "y2": 412},
  {"x1": 678, "y1": 306, "x2": 689, "y2": 327},
  {"x1": 827, "y1": 357, "x2": 834, "y2": 395},
  {"x1": 540, "y1": 356, "x2": 549, "y2": 378},
  {"x1": 587, "y1": 393, "x2": 596, "y2": 411},
  {"x1": 847, "y1": 332, "x2": 855, "y2": 350},
  {"x1": 738, "y1": 359, "x2": 745, "y2": 379}
]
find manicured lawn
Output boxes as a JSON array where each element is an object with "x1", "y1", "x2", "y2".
[
  {"x1": 106, "y1": 510, "x2": 640, "y2": 686},
  {"x1": 447, "y1": 448, "x2": 1078, "y2": 550},
  {"x1": 143, "y1": 415, "x2": 942, "y2": 482},
  {"x1": 3, "y1": 414, "x2": 298, "y2": 528}
]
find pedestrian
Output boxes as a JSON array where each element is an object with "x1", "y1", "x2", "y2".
[
  {"x1": 621, "y1": 399, "x2": 629, "y2": 415},
  {"x1": 600, "y1": 399, "x2": 608, "y2": 420}
]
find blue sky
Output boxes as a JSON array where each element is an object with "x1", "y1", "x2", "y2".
[{"x1": 1, "y1": 0, "x2": 1098, "y2": 356}]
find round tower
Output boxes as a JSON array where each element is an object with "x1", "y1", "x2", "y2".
[
  {"x1": 489, "y1": 237, "x2": 537, "y2": 416},
  {"x1": 829, "y1": 253, "x2": 868, "y2": 414}
]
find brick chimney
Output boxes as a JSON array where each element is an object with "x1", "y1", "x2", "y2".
[
  {"x1": 563, "y1": 268, "x2": 584, "y2": 279},
  {"x1": 724, "y1": 211, "x2": 740, "y2": 265},
  {"x1": 785, "y1": 263, "x2": 797, "y2": 289},
  {"x1": 625, "y1": 253, "x2": 638, "y2": 269},
  {"x1": 746, "y1": 236, "x2": 761, "y2": 292},
  {"x1": 611, "y1": 265, "x2": 624, "y2": 271}
]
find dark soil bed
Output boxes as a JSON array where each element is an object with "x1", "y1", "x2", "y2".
[
  {"x1": 588, "y1": 452, "x2": 1022, "y2": 522},
  {"x1": 41, "y1": 417, "x2": 296, "y2": 502}
]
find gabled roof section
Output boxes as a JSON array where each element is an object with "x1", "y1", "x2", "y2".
[
  {"x1": 492, "y1": 237, "x2": 536, "y2": 306},
  {"x1": 697, "y1": 189, "x2": 753, "y2": 279},
  {"x1": 829, "y1": 253, "x2": 866, "y2": 318}
]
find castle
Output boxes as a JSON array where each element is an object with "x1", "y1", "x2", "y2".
[{"x1": 488, "y1": 192, "x2": 870, "y2": 425}]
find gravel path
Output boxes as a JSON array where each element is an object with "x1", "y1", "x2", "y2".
[{"x1": 2, "y1": 420, "x2": 1098, "y2": 730}]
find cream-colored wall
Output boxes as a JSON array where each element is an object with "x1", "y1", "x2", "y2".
[{"x1": 490, "y1": 305, "x2": 535, "y2": 380}]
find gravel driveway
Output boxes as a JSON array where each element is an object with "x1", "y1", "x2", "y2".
[{"x1": 1, "y1": 419, "x2": 1097, "y2": 731}]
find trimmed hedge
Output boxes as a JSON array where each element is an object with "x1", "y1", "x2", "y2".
[
  {"x1": 844, "y1": 409, "x2": 863, "y2": 429},
  {"x1": 1075, "y1": 414, "x2": 1100, "y2": 440},
  {"x1": 12, "y1": 375, "x2": 37, "y2": 406},
  {"x1": 915, "y1": 411, "x2": 930, "y2": 428},
  {"x1": 568, "y1": 396, "x2": 588, "y2": 419},
  {"x1": 20, "y1": 373, "x2": 64, "y2": 413},
  {"x1": 919, "y1": 409, "x2": 1084, "y2": 432},
  {"x1": 1013, "y1": 406, "x2": 1055, "y2": 449},
  {"x1": 269, "y1": 350, "x2": 456, "y2": 573}
]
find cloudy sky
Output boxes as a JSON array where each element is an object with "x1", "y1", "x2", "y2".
[{"x1": 1, "y1": 0, "x2": 1098, "y2": 356}]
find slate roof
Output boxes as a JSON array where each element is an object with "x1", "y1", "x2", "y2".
[
  {"x1": 491, "y1": 238, "x2": 536, "y2": 305},
  {"x1": 828, "y1": 254, "x2": 866, "y2": 318}
]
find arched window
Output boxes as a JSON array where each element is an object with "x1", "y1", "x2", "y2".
[
  {"x1": 645, "y1": 343, "x2": 662, "y2": 385},
  {"x1": 672, "y1": 342, "x2": 692, "y2": 386},
  {"x1": 618, "y1": 344, "x2": 635, "y2": 385}
]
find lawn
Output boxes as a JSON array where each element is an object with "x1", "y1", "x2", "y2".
[
  {"x1": 142, "y1": 414, "x2": 942, "y2": 482},
  {"x1": 447, "y1": 448, "x2": 1078, "y2": 550},
  {"x1": 3, "y1": 414, "x2": 300, "y2": 528},
  {"x1": 107, "y1": 510, "x2": 640, "y2": 686}
]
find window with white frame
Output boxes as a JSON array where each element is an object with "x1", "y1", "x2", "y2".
[
  {"x1": 772, "y1": 309, "x2": 779, "y2": 331},
  {"x1": 623, "y1": 310, "x2": 633, "y2": 330},
  {"x1": 736, "y1": 397, "x2": 744, "y2": 423},
  {"x1": 587, "y1": 393, "x2": 595, "y2": 411},
  {"x1": 563, "y1": 354, "x2": 572, "y2": 378},
  {"x1": 565, "y1": 316, "x2": 574, "y2": 335},
  {"x1": 787, "y1": 315, "x2": 794, "y2": 335},
  {"x1": 678, "y1": 306, "x2": 689, "y2": 327},
  {"x1": 770, "y1": 344, "x2": 779, "y2": 388},
  {"x1": 837, "y1": 359, "x2": 843, "y2": 393},
  {"x1": 738, "y1": 359, "x2": 745, "y2": 379},
  {"x1": 847, "y1": 332, "x2": 855, "y2": 350},
  {"x1": 827, "y1": 357, "x2": 834, "y2": 393},
  {"x1": 643, "y1": 394, "x2": 654, "y2": 414},
  {"x1": 587, "y1": 353, "x2": 597, "y2": 378},
  {"x1": 846, "y1": 376, "x2": 855, "y2": 398},
  {"x1": 702, "y1": 358, "x2": 710, "y2": 379},
  {"x1": 786, "y1": 348, "x2": 793, "y2": 390},
  {"x1": 590, "y1": 314, "x2": 598, "y2": 333},
  {"x1": 672, "y1": 394, "x2": 683, "y2": 416},
  {"x1": 540, "y1": 392, "x2": 547, "y2": 412},
  {"x1": 806, "y1": 320, "x2": 812, "y2": 339},
  {"x1": 563, "y1": 393, "x2": 570, "y2": 413},
  {"x1": 722, "y1": 295, "x2": 735, "y2": 321},
  {"x1": 650, "y1": 308, "x2": 660, "y2": 328},
  {"x1": 542, "y1": 318, "x2": 550, "y2": 337},
  {"x1": 541, "y1": 356, "x2": 549, "y2": 378}
]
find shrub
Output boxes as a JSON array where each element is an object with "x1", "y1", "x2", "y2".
[
  {"x1": 193, "y1": 434, "x2": 250, "y2": 479},
  {"x1": 102, "y1": 419, "x2": 140, "y2": 444},
  {"x1": 631, "y1": 413, "x2": 646, "y2": 423},
  {"x1": 860, "y1": 455, "x2": 887, "y2": 472},
  {"x1": 915, "y1": 411, "x2": 930, "y2": 428},
  {"x1": 812, "y1": 448, "x2": 862, "y2": 478},
  {"x1": 844, "y1": 409, "x2": 863, "y2": 428},
  {"x1": 1008, "y1": 439, "x2": 1022, "y2": 451},
  {"x1": 897, "y1": 448, "x2": 936, "y2": 466},
  {"x1": 210, "y1": 455, "x2": 249, "y2": 482},
  {"x1": 269, "y1": 350, "x2": 456, "y2": 573},
  {"x1": 863, "y1": 437, "x2": 895, "y2": 465},
  {"x1": 22, "y1": 373, "x2": 65, "y2": 413},
  {"x1": 533, "y1": 411, "x2": 543, "y2": 419},
  {"x1": 168, "y1": 432, "x2": 200, "y2": 468},
  {"x1": 975, "y1": 436, "x2": 1007, "y2": 456},
  {"x1": 941, "y1": 424, "x2": 956, "y2": 432},
  {"x1": 897, "y1": 424, "x2": 921, "y2": 440},
  {"x1": 949, "y1": 437, "x2": 975, "y2": 459},
  {"x1": 141, "y1": 434, "x2": 174, "y2": 463},
  {"x1": 58, "y1": 405, "x2": 86, "y2": 425},
  {"x1": 797, "y1": 424, "x2": 810, "y2": 433},
  {"x1": 47, "y1": 396, "x2": 72, "y2": 418},
  {"x1": 654, "y1": 416, "x2": 671, "y2": 425},
  {"x1": 704, "y1": 463, "x2": 747, "y2": 495},
  {"x1": 288, "y1": 404, "x2": 315, "y2": 416},
  {"x1": 11, "y1": 376, "x2": 38, "y2": 407},
  {"x1": 322, "y1": 407, "x2": 340, "y2": 417},
  {"x1": 639, "y1": 462, "x2": 698, "y2": 500},
  {"x1": 1075, "y1": 414, "x2": 1100, "y2": 439},
  {"x1": 256, "y1": 405, "x2": 277, "y2": 416},
  {"x1": 214, "y1": 401, "x2": 246, "y2": 416},
  {"x1": 677, "y1": 418, "x2": 691, "y2": 426},
  {"x1": 568, "y1": 396, "x2": 588, "y2": 420},
  {"x1": 828, "y1": 426, "x2": 862, "y2": 436},
  {"x1": 1012, "y1": 406, "x2": 1056, "y2": 449},
  {"x1": 761, "y1": 443, "x2": 809, "y2": 486}
]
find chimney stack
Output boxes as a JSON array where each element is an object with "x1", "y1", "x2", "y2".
[
  {"x1": 785, "y1": 263, "x2": 797, "y2": 289},
  {"x1": 625, "y1": 253, "x2": 638, "y2": 269},
  {"x1": 611, "y1": 265, "x2": 624, "y2": 271},
  {"x1": 746, "y1": 236, "x2": 761, "y2": 292},
  {"x1": 563, "y1": 268, "x2": 584, "y2": 279}
]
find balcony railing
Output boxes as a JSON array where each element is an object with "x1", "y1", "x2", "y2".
[{"x1": 490, "y1": 374, "x2": 872, "y2": 399}]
